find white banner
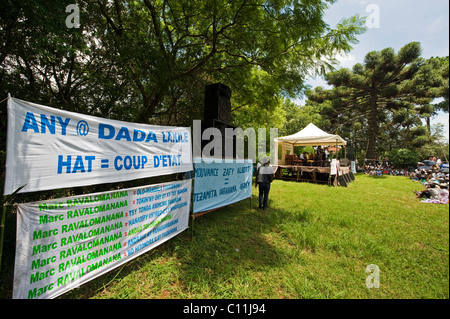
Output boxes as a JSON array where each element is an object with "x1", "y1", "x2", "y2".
[
  {"x1": 13, "y1": 179, "x2": 192, "y2": 299},
  {"x1": 193, "y1": 158, "x2": 253, "y2": 214},
  {"x1": 330, "y1": 159, "x2": 337, "y2": 175},
  {"x1": 4, "y1": 97, "x2": 192, "y2": 195}
]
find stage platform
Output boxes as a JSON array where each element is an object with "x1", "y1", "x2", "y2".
[{"x1": 274, "y1": 165, "x2": 353, "y2": 186}]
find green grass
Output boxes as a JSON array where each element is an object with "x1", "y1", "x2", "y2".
[{"x1": 1, "y1": 174, "x2": 448, "y2": 299}]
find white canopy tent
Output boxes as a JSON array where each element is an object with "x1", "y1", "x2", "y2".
[{"x1": 274, "y1": 123, "x2": 347, "y2": 165}]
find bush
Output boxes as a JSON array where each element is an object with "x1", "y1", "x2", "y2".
[{"x1": 387, "y1": 148, "x2": 419, "y2": 168}]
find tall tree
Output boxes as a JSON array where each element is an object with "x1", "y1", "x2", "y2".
[
  {"x1": 88, "y1": 0, "x2": 366, "y2": 124},
  {"x1": 409, "y1": 56, "x2": 449, "y2": 134},
  {"x1": 0, "y1": 0, "x2": 135, "y2": 118},
  {"x1": 307, "y1": 42, "x2": 430, "y2": 162},
  {"x1": 1, "y1": 0, "x2": 366, "y2": 128}
]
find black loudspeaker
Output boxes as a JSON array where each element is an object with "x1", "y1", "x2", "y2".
[
  {"x1": 338, "y1": 175, "x2": 348, "y2": 187},
  {"x1": 204, "y1": 83, "x2": 232, "y2": 124},
  {"x1": 344, "y1": 173, "x2": 350, "y2": 182}
]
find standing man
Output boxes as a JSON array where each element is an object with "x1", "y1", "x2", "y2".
[{"x1": 255, "y1": 156, "x2": 274, "y2": 210}]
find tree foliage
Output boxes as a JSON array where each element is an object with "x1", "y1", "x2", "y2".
[
  {"x1": 306, "y1": 42, "x2": 449, "y2": 162},
  {"x1": 1, "y1": 0, "x2": 366, "y2": 125},
  {"x1": 386, "y1": 148, "x2": 419, "y2": 169},
  {"x1": 0, "y1": 0, "x2": 369, "y2": 193}
]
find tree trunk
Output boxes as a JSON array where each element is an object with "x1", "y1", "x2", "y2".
[
  {"x1": 366, "y1": 91, "x2": 378, "y2": 163},
  {"x1": 137, "y1": 95, "x2": 161, "y2": 124},
  {"x1": 426, "y1": 116, "x2": 431, "y2": 136}
]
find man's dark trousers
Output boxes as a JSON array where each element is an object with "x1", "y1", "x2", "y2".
[{"x1": 258, "y1": 182, "x2": 271, "y2": 210}]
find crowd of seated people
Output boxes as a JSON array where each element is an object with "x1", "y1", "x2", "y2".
[
  {"x1": 362, "y1": 156, "x2": 449, "y2": 203},
  {"x1": 410, "y1": 168, "x2": 449, "y2": 185},
  {"x1": 413, "y1": 178, "x2": 449, "y2": 204},
  {"x1": 362, "y1": 162, "x2": 411, "y2": 176},
  {"x1": 363, "y1": 156, "x2": 448, "y2": 178},
  {"x1": 413, "y1": 181, "x2": 448, "y2": 201},
  {"x1": 411, "y1": 156, "x2": 449, "y2": 204}
]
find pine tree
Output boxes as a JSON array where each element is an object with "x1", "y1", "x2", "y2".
[{"x1": 308, "y1": 42, "x2": 427, "y2": 162}]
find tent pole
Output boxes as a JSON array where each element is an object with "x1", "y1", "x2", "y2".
[
  {"x1": 336, "y1": 139, "x2": 338, "y2": 160},
  {"x1": 0, "y1": 202, "x2": 6, "y2": 274},
  {"x1": 0, "y1": 185, "x2": 25, "y2": 273},
  {"x1": 440, "y1": 143, "x2": 448, "y2": 163}
]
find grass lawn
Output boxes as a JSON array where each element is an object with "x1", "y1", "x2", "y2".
[{"x1": 1, "y1": 174, "x2": 448, "y2": 299}]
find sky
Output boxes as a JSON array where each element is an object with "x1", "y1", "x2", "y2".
[{"x1": 296, "y1": 0, "x2": 449, "y2": 142}]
